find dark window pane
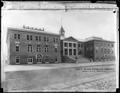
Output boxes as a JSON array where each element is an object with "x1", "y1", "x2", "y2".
[
  {"x1": 69, "y1": 49, "x2": 72, "y2": 55},
  {"x1": 36, "y1": 36, "x2": 38, "y2": 41},
  {"x1": 73, "y1": 43, "x2": 76, "y2": 47},
  {"x1": 18, "y1": 34, "x2": 20, "y2": 39},
  {"x1": 30, "y1": 35, "x2": 32, "y2": 40},
  {"x1": 74, "y1": 49, "x2": 76, "y2": 55},
  {"x1": 65, "y1": 49, "x2": 68, "y2": 55},
  {"x1": 16, "y1": 56, "x2": 20, "y2": 63},
  {"x1": 64, "y1": 43, "x2": 68, "y2": 47},
  {"x1": 14, "y1": 34, "x2": 17, "y2": 39},
  {"x1": 27, "y1": 35, "x2": 29, "y2": 40},
  {"x1": 69, "y1": 43, "x2": 72, "y2": 47},
  {"x1": 39, "y1": 36, "x2": 41, "y2": 41}
]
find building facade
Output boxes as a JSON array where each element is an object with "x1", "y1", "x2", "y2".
[
  {"x1": 61, "y1": 36, "x2": 78, "y2": 58},
  {"x1": 84, "y1": 37, "x2": 115, "y2": 62},
  {"x1": 7, "y1": 27, "x2": 61, "y2": 64},
  {"x1": 7, "y1": 26, "x2": 115, "y2": 65}
]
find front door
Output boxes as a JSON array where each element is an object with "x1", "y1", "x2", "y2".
[{"x1": 37, "y1": 54, "x2": 42, "y2": 63}]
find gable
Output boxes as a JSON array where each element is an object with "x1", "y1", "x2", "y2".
[{"x1": 63, "y1": 36, "x2": 78, "y2": 42}]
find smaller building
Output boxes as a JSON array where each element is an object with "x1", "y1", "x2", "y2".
[{"x1": 84, "y1": 37, "x2": 115, "y2": 62}]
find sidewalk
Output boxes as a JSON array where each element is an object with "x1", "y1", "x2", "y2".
[{"x1": 4, "y1": 61, "x2": 115, "y2": 72}]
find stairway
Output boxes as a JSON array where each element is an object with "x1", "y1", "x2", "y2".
[
  {"x1": 76, "y1": 55, "x2": 90, "y2": 63},
  {"x1": 62, "y1": 56, "x2": 76, "y2": 63}
]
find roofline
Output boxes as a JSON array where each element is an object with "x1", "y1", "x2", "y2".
[
  {"x1": 7, "y1": 27, "x2": 60, "y2": 36},
  {"x1": 84, "y1": 39, "x2": 115, "y2": 43}
]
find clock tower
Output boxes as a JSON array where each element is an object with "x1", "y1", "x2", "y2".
[{"x1": 59, "y1": 26, "x2": 65, "y2": 40}]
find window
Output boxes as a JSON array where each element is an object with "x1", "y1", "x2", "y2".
[
  {"x1": 37, "y1": 58, "x2": 42, "y2": 63},
  {"x1": 73, "y1": 49, "x2": 76, "y2": 55},
  {"x1": 44, "y1": 37, "x2": 46, "y2": 42},
  {"x1": 27, "y1": 57, "x2": 33, "y2": 63},
  {"x1": 73, "y1": 43, "x2": 76, "y2": 47},
  {"x1": 36, "y1": 36, "x2": 38, "y2": 41},
  {"x1": 14, "y1": 34, "x2": 20, "y2": 39},
  {"x1": 37, "y1": 54, "x2": 42, "y2": 63},
  {"x1": 14, "y1": 34, "x2": 17, "y2": 39},
  {"x1": 53, "y1": 38, "x2": 55, "y2": 43},
  {"x1": 45, "y1": 47, "x2": 48, "y2": 52},
  {"x1": 39, "y1": 36, "x2": 41, "y2": 41},
  {"x1": 30, "y1": 35, "x2": 32, "y2": 40},
  {"x1": 28, "y1": 45, "x2": 32, "y2": 52},
  {"x1": 64, "y1": 49, "x2": 68, "y2": 55},
  {"x1": 64, "y1": 43, "x2": 68, "y2": 47},
  {"x1": 15, "y1": 56, "x2": 20, "y2": 64},
  {"x1": 37, "y1": 45, "x2": 41, "y2": 52},
  {"x1": 69, "y1": 43, "x2": 72, "y2": 47},
  {"x1": 78, "y1": 44, "x2": 81, "y2": 47},
  {"x1": 69, "y1": 49, "x2": 72, "y2": 55},
  {"x1": 27, "y1": 35, "x2": 32, "y2": 40},
  {"x1": 55, "y1": 58, "x2": 57, "y2": 61},
  {"x1": 18, "y1": 34, "x2": 20, "y2": 39},
  {"x1": 16, "y1": 45, "x2": 19, "y2": 52},
  {"x1": 27, "y1": 35, "x2": 29, "y2": 40}
]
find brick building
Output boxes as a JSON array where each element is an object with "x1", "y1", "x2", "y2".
[
  {"x1": 7, "y1": 26, "x2": 61, "y2": 64},
  {"x1": 84, "y1": 37, "x2": 115, "y2": 62},
  {"x1": 7, "y1": 26, "x2": 115, "y2": 65}
]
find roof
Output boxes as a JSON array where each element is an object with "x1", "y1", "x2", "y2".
[
  {"x1": 8, "y1": 27, "x2": 60, "y2": 36},
  {"x1": 63, "y1": 36, "x2": 79, "y2": 42},
  {"x1": 84, "y1": 36, "x2": 114, "y2": 43},
  {"x1": 60, "y1": 26, "x2": 65, "y2": 32}
]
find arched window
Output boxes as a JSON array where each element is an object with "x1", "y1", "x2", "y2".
[{"x1": 37, "y1": 54, "x2": 42, "y2": 63}]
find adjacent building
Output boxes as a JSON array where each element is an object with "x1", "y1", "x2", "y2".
[
  {"x1": 84, "y1": 37, "x2": 115, "y2": 62},
  {"x1": 7, "y1": 26, "x2": 61, "y2": 64}
]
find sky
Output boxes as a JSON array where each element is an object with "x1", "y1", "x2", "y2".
[
  {"x1": 1, "y1": 9, "x2": 118, "y2": 61},
  {"x1": 1, "y1": 5, "x2": 118, "y2": 84},
  {"x1": 2, "y1": 9, "x2": 117, "y2": 41}
]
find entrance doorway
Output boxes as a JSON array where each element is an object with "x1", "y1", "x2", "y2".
[{"x1": 37, "y1": 54, "x2": 42, "y2": 63}]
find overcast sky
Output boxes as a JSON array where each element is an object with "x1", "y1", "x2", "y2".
[{"x1": 2, "y1": 9, "x2": 117, "y2": 41}]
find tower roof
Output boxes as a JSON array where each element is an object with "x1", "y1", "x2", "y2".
[{"x1": 60, "y1": 26, "x2": 65, "y2": 32}]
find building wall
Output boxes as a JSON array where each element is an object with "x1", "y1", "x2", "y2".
[
  {"x1": 8, "y1": 28, "x2": 61, "y2": 64},
  {"x1": 94, "y1": 40, "x2": 115, "y2": 62},
  {"x1": 84, "y1": 40, "x2": 115, "y2": 62},
  {"x1": 84, "y1": 41, "x2": 94, "y2": 60}
]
